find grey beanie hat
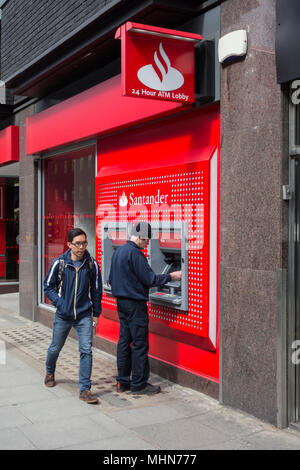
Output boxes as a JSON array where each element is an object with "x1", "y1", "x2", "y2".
[{"x1": 131, "y1": 222, "x2": 152, "y2": 239}]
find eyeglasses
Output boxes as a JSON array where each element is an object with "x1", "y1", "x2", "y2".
[{"x1": 70, "y1": 241, "x2": 88, "y2": 248}]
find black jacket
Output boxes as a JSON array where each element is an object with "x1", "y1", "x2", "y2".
[
  {"x1": 44, "y1": 249, "x2": 102, "y2": 321},
  {"x1": 109, "y1": 241, "x2": 171, "y2": 300}
]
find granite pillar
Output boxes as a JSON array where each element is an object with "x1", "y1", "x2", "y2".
[
  {"x1": 15, "y1": 104, "x2": 37, "y2": 321},
  {"x1": 220, "y1": 0, "x2": 289, "y2": 425}
]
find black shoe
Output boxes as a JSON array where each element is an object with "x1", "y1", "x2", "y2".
[
  {"x1": 116, "y1": 381, "x2": 131, "y2": 393},
  {"x1": 131, "y1": 383, "x2": 161, "y2": 395}
]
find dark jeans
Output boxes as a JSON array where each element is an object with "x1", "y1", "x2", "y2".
[
  {"x1": 116, "y1": 298, "x2": 150, "y2": 392},
  {"x1": 46, "y1": 313, "x2": 93, "y2": 393}
]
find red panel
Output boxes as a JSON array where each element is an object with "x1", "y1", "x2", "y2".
[
  {"x1": 26, "y1": 75, "x2": 185, "y2": 155},
  {"x1": 96, "y1": 316, "x2": 218, "y2": 382},
  {"x1": 95, "y1": 104, "x2": 220, "y2": 380},
  {"x1": 0, "y1": 126, "x2": 19, "y2": 166},
  {"x1": 97, "y1": 102, "x2": 219, "y2": 175}
]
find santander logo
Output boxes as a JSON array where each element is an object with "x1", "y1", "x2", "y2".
[
  {"x1": 119, "y1": 191, "x2": 128, "y2": 207},
  {"x1": 137, "y1": 42, "x2": 184, "y2": 92},
  {"x1": 119, "y1": 189, "x2": 168, "y2": 207}
]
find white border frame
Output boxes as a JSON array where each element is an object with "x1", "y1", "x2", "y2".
[{"x1": 209, "y1": 148, "x2": 218, "y2": 348}]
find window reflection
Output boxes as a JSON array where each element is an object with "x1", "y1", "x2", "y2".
[{"x1": 43, "y1": 146, "x2": 96, "y2": 303}]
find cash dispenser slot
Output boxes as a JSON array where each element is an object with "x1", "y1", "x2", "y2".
[
  {"x1": 148, "y1": 222, "x2": 188, "y2": 312},
  {"x1": 151, "y1": 255, "x2": 182, "y2": 305}
]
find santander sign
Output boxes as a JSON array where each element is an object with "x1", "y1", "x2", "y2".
[
  {"x1": 115, "y1": 22, "x2": 202, "y2": 104},
  {"x1": 119, "y1": 189, "x2": 168, "y2": 207}
]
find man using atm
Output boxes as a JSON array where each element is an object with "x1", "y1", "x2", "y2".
[{"x1": 109, "y1": 222, "x2": 181, "y2": 395}]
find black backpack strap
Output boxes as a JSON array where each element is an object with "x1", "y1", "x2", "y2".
[
  {"x1": 88, "y1": 257, "x2": 96, "y2": 316},
  {"x1": 56, "y1": 258, "x2": 65, "y2": 295},
  {"x1": 88, "y1": 256, "x2": 95, "y2": 284}
]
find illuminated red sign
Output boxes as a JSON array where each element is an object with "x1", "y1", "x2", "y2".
[
  {"x1": 115, "y1": 22, "x2": 202, "y2": 104},
  {"x1": 0, "y1": 126, "x2": 19, "y2": 166}
]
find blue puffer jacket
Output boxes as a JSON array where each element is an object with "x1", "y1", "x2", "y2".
[{"x1": 44, "y1": 249, "x2": 102, "y2": 321}]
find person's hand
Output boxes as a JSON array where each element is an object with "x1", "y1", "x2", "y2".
[
  {"x1": 92, "y1": 317, "x2": 99, "y2": 328},
  {"x1": 170, "y1": 271, "x2": 182, "y2": 281}
]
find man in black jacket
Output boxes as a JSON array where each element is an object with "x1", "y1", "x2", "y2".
[
  {"x1": 109, "y1": 222, "x2": 181, "y2": 395},
  {"x1": 44, "y1": 227, "x2": 102, "y2": 404}
]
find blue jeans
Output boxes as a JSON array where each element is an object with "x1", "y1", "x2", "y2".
[
  {"x1": 116, "y1": 298, "x2": 150, "y2": 392},
  {"x1": 46, "y1": 313, "x2": 93, "y2": 393}
]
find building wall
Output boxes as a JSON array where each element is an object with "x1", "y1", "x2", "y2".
[
  {"x1": 1, "y1": 0, "x2": 115, "y2": 80},
  {"x1": 14, "y1": 104, "x2": 36, "y2": 320},
  {"x1": 220, "y1": 0, "x2": 289, "y2": 425}
]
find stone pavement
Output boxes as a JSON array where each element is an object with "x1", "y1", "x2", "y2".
[{"x1": 1, "y1": 293, "x2": 300, "y2": 451}]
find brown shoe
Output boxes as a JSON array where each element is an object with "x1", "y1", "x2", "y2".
[
  {"x1": 44, "y1": 373, "x2": 56, "y2": 387},
  {"x1": 79, "y1": 390, "x2": 99, "y2": 404}
]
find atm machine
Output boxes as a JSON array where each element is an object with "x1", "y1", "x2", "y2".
[
  {"x1": 148, "y1": 222, "x2": 188, "y2": 312},
  {"x1": 101, "y1": 222, "x2": 129, "y2": 294}
]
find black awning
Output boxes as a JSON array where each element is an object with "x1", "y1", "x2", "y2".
[{"x1": 276, "y1": 0, "x2": 300, "y2": 84}]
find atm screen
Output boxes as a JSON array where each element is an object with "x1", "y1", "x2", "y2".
[
  {"x1": 149, "y1": 223, "x2": 188, "y2": 311},
  {"x1": 108, "y1": 230, "x2": 127, "y2": 247}
]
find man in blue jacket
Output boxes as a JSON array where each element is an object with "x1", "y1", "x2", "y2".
[
  {"x1": 109, "y1": 222, "x2": 181, "y2": 395},
  {"x1": 44, "y1": 227, "x2": 102, "y2": 404}
]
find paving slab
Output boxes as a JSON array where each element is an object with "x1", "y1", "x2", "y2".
[
  {"x1": 192, "y1": 407, "x2": 266, "y2": 439},
  {"x1": 0, "y1": 427, "x2": 37, "y2": 450},
  {"x1": 18, "y1": 414, "x2": 129, "y2": 450},
  {"x1": 16, "y1": 396, "x2": 98, "y2": 423},
  {"x1": 238, "y1": 430, "x2": 300, "y2": 450},
  {"x1": 106, "y1": 403, "x2": 187, "y2": 428},
  {"x1": 0, "y1": 382, "x2": 57, "y2": 407},
  {"x1": 0, "y1": 406, "x2": 32, "y2": 430},
  {"x1": 0, "y1": 368, "x2": 42, "y2": 388},
  {"x1": 0, "y1": 293, "x2": 19, "y2": 315},
  {"x1": 60, "y1": 434, "x2": 157, "y2": 450},
  {"x1": 133, "y1": 416, "x2": 232, "y2": 450}
]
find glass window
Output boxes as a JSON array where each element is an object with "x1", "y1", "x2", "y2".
[{"x1": 42, "y1": 145, "x2": 96, "y2": 304}]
